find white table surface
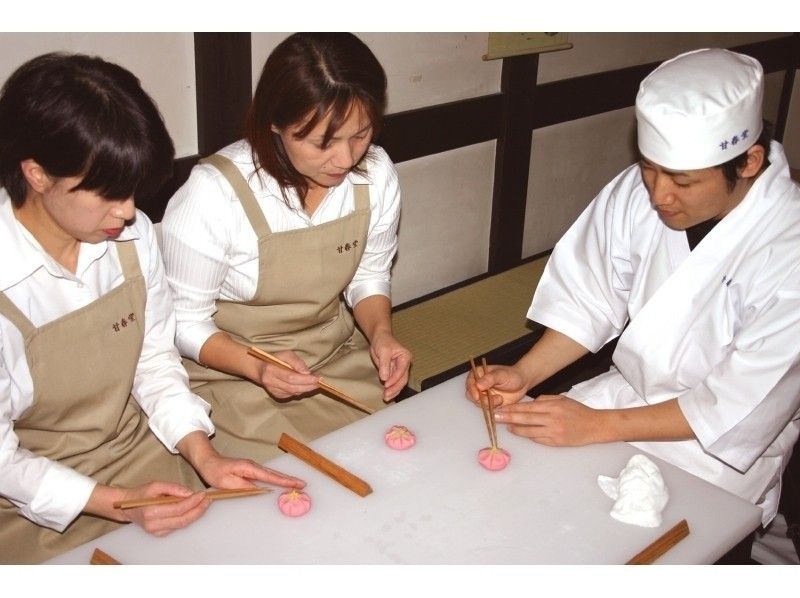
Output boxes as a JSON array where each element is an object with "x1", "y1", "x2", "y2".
[{"x1": 46, "y1": 373, "x2": 762, "y2": 564}]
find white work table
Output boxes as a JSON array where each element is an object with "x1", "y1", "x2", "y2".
[{"x1": 46, "y1": 373, "x2": 761, "y2": 564}]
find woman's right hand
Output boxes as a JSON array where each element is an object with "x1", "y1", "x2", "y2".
[
  {"x1": 87, "y1": 481, "x2": 210, "y2": 537},
  {"x1": 465, "y1": 363, "x2": 529, "y2": 409},
  {"x1": 252, "y1": 350, "x2": 320, "y2": 399}
]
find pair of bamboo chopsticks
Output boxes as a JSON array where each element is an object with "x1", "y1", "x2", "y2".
[
  {"x1": 626, "y1": 519, "x2": 690, "y2": 564},
  {"x1": 469, "y1": 357, "x2": 498, "y2": 449},
  {"x1": 247, "y1": 346, "x2": 374, "y2": 415},
  {"x1": 113, "y1": 487, "x2": 271, "y2": 510},
  {"x1": 278, "y1": 432, "x2": 372, "y2": 497}
]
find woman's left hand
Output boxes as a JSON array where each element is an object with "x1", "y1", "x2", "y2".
[
  {"x1": 196, "y1": 452, "x2": 306, "y2": 491},
  {"x1": 369, "y1": 330, "x2": 412, "y2": 401},
  {"x1": 178, "y1": 431, "x2": 305, "y2": 490}
]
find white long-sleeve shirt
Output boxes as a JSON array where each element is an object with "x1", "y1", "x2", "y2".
[
  {"x1": 0, "y1": 190, "x2": 214, "y2": 531},
  {"x1": 160, "y1": 140, "x2": 401, "y2": 362}
]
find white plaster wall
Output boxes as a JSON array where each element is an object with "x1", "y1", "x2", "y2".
[
  {"x1": 0, "y1": 33, "x2": 197, "y2": 158},
  {"x1": 251, "y1": 33, "x2": 501, "y2": 114},
  {"x1": 391, "y1": 141, "x2": 496, "y2": 305},
  {"x1": 523, "y1": 107, "x2": 638, "y2": 258},
  {"x1": 538, "y1": 32, "x2": 787, "y2": 83}
]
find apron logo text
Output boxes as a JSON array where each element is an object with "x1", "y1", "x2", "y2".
[
  {"x1": 111, "y1": 312, "x2": 137, "y2": 332},
  {"x1": 336, "y1": 239, "x2": 359, "y2": 254}
]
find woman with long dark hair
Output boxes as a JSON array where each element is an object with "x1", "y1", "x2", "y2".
[{"x1": 161, "y1": 33, "x2": 411, "y2": 462}]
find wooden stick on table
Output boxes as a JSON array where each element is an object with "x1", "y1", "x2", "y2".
[
  {"x1": 247, "y1": 346, "x2": 375, "y2": 415},
  {"x1": 113, "y1": 487, "x2": 272, "y2": 510},
  {"x1": 90, "y1": 548, "x2": 121, "y2": 565},
  {"x1": 626, "y1": 519, "x2": 690, "y2": 565},
  {"x1": 278, "y1": 432, "x2": 372, "y2": 497}
]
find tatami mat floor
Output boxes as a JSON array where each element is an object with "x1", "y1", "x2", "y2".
[{"x1": 392, "y1": 257, "x2": 547, "y2": 391}]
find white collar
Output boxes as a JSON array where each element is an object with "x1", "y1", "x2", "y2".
[{"x1": 0, "y1": 189, "x2": 139, "y2": 290}]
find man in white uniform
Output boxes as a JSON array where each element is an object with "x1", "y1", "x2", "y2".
[{"x1": 467, "y1": 48, "x2": 800, "y2": 560}]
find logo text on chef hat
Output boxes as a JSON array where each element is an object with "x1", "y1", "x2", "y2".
[{"x1": 719, "y1": 129, "x2": 750, "y2": 152}]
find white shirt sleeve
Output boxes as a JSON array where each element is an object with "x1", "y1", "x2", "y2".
[
  {"x1": 527, "y1": 166, "x2": 637, "y2": 352},
  {"x1": 129, "y1": 214, "x2": 215, "y2": 449},
  {"x1": 344, "y1": 148, "x2": 400, "y2": 308},
  {"x1": 678, "y1": 267, "x2": 800, "y2": 472},
  {"x1": 160, "y1": 166, "x2": 236, "y2": 362}
]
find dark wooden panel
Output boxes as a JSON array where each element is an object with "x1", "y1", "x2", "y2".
[
  {"x1": 776, "y1": 67, "x2": 796, "y2": 142},
  {"x1": 532, "y1": 34, "x2": 799, "y2": 131},
  {"x1": 142, "y1": 155, "x2": 198, "y2": 223},
  {"x1": 194, "y1": 33, "x2": 252, "y2": 156},
  {"x1": 488, "y1": 54, "x2": 539, "y2": 273},
  {"x1": 734, "y1": 34, "x2": 800, "y2": 74},
  {"x1": 377, "y1": 94, "x2": 502, "y2": 163}
]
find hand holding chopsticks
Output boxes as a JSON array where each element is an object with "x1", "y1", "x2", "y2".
[
  {"x1": 470, "y1": 357, "x2": 499, "y2": 449},
  {"x1": 113, "y1": 487, "x2": 272, "y2": 510},
  {"x1": 247, "y1": 346, "x2": 374, "y2": 415}
]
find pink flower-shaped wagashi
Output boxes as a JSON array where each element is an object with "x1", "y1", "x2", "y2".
[
  {"x1": 278, "y1": 489, "x2": 312, "y2": 517},
  {"x1": 384, "y1": 425, "x2": 416, "y2": 450},
  {"x1": 477, "y1": 446, "x2": 511, "y2": 471}
]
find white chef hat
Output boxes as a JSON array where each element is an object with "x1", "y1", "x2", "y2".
[{"x1": 636, "y1": 48, "x2": 763, "y2": 170}]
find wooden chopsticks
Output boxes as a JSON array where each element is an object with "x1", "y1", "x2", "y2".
[
  {"x1": 626, "y1": 519, "x2": 690, "y2": 564},
  {"x1": 278, "y1": 432, "x2": 372, "y2": 497},
  {"x1": 470, "y1": 356, "x2": 498, "y2": 449},
  {"x1": 90, "y1": 548, "x2": 121, "y2": 565},
  {"x1": 113, "y1": 487, "x2": 272, "y2": 510},
  {"x1": 247, "y1": 346, "x2": 375, "y2": 415}
]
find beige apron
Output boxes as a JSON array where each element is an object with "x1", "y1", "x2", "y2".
[
  {"x1": 183, "y1": 154, "x2": 386, "y2": 463},
  {"x1": 0, "y1": 241, "x2": 203, "y2": 564}
]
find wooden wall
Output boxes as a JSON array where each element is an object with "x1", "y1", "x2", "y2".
[{"x1": 1, "y1": 33, "x2": 798, "y2": 306}]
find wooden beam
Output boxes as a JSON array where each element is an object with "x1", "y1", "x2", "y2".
[
  {"x1": 194, "y1": 33, "x2": 252, "y2": 156},
  {"x1": 488, "y1": 53, "x2": 539, "y2": 273}
]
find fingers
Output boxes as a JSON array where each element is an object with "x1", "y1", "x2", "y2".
[
  {"x1": 137, "y1": 492, "x2": 210, "y2": 536},
  {"x1": 141, "y1": 481, "x2": 195, "y2": 500},
  {"x1": 229, "y1": 459, "x2": 306, "y2": 489},
  {"x1": 265, "y1": 367, "x2": 319, "y2": 398},
  {"x1": 256, "y1": 351, "x2": 319, "y2": 398},
  {"x1": 275, "y1": 350, "x2": 311, "y2": 374},
  {"x1": 381, "y1": 354, "x2": 411, "y2": 401}
]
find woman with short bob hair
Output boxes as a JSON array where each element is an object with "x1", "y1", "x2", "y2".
[
  {"x1": 0, "y1": 53, "x2": 303, "y2": 564},
  {"x1": 161, "y1": 33, "x2": 412, "y2": 463}
]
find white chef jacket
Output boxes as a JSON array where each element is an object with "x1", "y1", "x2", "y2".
[
  {"x1": 0, "y1": 190, "x2": 214, "y2": 531},
  {"x1": 529, "y1": 141, "x2": 800, "y2": 525},
  {"x1": 160, "y1": 139, "x2": 401, "y2": 362}
]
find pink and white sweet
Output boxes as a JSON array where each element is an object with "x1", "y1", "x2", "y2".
[
  {"x1": 278, "y1": 489, "x2": 312, "y2": 517},
  {"x1": 477, "y1": 447, "x2": 511, "y2": 471},
  {"x1": 384, "y1": 425, "x2": 416, "y2": 450}
]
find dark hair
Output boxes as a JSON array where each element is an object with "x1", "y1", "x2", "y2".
[
  {"x1": 718, "y1": 121, "x2": 772, "y2": 192},
  {"x1": 0, "y1": 52, "x2": 175, "y2": 207},
  {"x1": 244, "y1": 33, "x2": 387, "y2": 205}
]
